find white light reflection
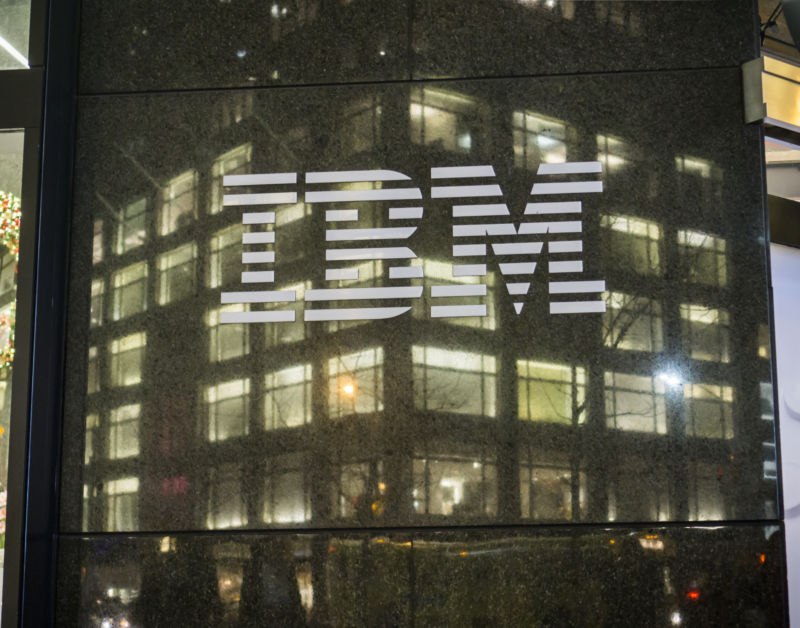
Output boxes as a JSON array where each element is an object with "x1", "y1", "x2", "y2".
[
  {"x1": 0, "y1": 34, "x2": 29, "y2": 68},
  {"x1": 670, "y1": 610, "x2": 682, "y2": 625},
  {"x1": 657, "y1": 370, "x2": 684, "y2": 390}
]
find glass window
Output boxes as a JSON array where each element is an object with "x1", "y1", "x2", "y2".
[
  {"x1": 605, "y1": 372, "x2": 667, "y2": 434},
  {"x1": 684, "y1": 383, "x2": 734, "y2": 439},
  {"x1": 210, "y1": 144, "x2": 252, "y2": 214},
  {"x1": 274, "y1": 202, "x2": 312, "y2": 266},
  {"x1": 90, "y1": 278, "x2": 104, "y2": 327},
  {"x1": 761, "y1": 382, "x2": 775, "y2": 422},
  {"x1": 109, "y1": 332, "x2": 145, "y2": 387},
  {"x1": 111, "y1": 261, "x2": 148, "y2": 320},
  {"x1": 0, "y1": 0, "x2": 31, "y2": 70},
  {"x1": 209, "y1": 223, "x2": 245, "y2": 288},
  {"x1": 517, "y1": 360, "x2": 585, "y2": 424},
  {"x1": 608, "y1": 459, "x2": 670, "y2": 522},
  {"x1": 92, "y1": 218, "x2": 103, "y2": 264},
  {"x1": 159, "y1": 170, "x2": 197, "y2": 235},
  {"x1": 109, "y1": 404, "x2": 140, "y2": 459},
  {"x1": 603, "y1": 291, "x2": 663, "y2": 352},
  {"x1": 337, "y1": 461, "x2": 384, "y2": 519},
  {"x1": 207, "y1": 464, "x2": 247, "y2": 529},
  {"x1": 678, "y1": 229, "x2": 727, "y2": 286},
  {"x1": 84, "y1": 413, "x2": 98, "y2": 465},
  {"x1": 328, "y1": 347, "x2": 384, "y2": 418},
  {"x1": 688, "y1": 462, "x2": 726, "y2": 520},
  {"x1": 264, "y1": 281, "x2": 308, "y2": 346},
  {"x1": 519, "y1": 454, "x2": 586, "y2": 521},
  {"x1": 207, "y1": 304, "x2": 249, "y2": 362},
  {"x1": 265, "y1": 365, "x2": 312, "y2": 430},
  {"x1": 157, "y1": 242, "x2": 196, "y2": 305},
  {"x1": 87, "y1": 346, "x2": 100, "y2": 393},
  {"x1": 326, "y1": 261, "x2": 383, "y2": 333},
  {"x1": 412, "y1": 259, "x2": 496, "y2": 330},
  {"x1": 680, "y1": 304, "x2": 730, "y2": 363},
  {"x1": 264, "y1": 457, "x2": 310, "y2": 524},
  {"x1": 206, "y1": 379, "x2": 250, "y2": 441},
  {"x1": 115, "y1": 197, "x2": 147, "y2": 254},
  {"x1": 413, "y1": 456, "x2": 496, "y2": 517},
  {"x1": 600, "y1": 214, "x2": 662, "y2": 275},
  {"x1": 106, "y1": 477, "x2": 139, "y2": 532},
  {"x1": 512, "y1": 110, "x2": 567, "y2": 169},
  {"x1": 413, "y1": 346, "x2": 496, "y2": 417},
  {"x1": 596, "y1": 133, "x2": 632, "y2": 172},
  {"x1": 411, "y1": 87, "x2": 479, "y2": 154}
]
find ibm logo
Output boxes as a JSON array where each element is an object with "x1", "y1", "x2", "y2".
[{"x1": 219, "y1": 163, "x2": 606, "y2": 324}]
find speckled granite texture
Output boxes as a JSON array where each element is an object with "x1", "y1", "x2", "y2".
[{"x1": 61, "y1": 0, "x2": 784, "y2": 624}]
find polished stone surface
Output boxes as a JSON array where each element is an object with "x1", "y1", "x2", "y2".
[
  {"x1": 412, "y1": 0, "x2": 759, "y2": 80},
  {"x1": 57, "y1": 525, "x2": 785, "y2": 627},
  {"x1": 62, "y1": 68, "x2": 775, "y2": 534},
  {"x1": 78, "y1": 0, "x2": 410, "y2": 93},
  {"x1": 78, "y1": 0, "x2": 760, "y2": 94}
]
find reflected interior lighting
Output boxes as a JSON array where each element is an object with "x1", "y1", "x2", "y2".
[
  {"x1": 656, "y1": 370, "x2": 683, "y2": 389},
  {"x1": 760, "y1": 553, "x2": 766, "y2": 564},
  {"x1": 459, "y1": 551, "x2": 468, "y2": 556},
  {"x1": 609, "y1": 539, "x2": 615, "y2": 545},
  {"x1": 0, "y1": 34, "x2": 29, "y2": 68},
  {"x1": 686, "y1": 589, "x2": 700, "y2": 600},
  {"x1": 671, "y1": 611, "x2": 682, "y2": 625},
  {"x1": 342, "y1": 382, "x2": 355, "y2": 397}
]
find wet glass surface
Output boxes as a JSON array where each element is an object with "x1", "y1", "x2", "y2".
[
  {"x1": 57, "y1": 525, "x2": 786, "y2": 627},
  {"x1": 61, "y1": 69, "x2": 776, "y2": 534}
]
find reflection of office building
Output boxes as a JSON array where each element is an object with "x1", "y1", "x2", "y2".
[{"x1": 0, "y1": 0, "x2": 795, "y2": 625}]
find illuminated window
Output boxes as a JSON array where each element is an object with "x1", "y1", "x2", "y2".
[
  {"x1": 159, "y1": 170, "x2": 197, "y2": 235},
  {"x1": 596, "y1": 133, "x2": 631, "y2": 172},
  {"x1": 342, "y1": 96, "x2": 381, "y2": 154},
  {"x1": 85, "y1": 413, "x2": 98, "y2": 465},
  {"x1": 678, "y1": 229, "x2": 727, "y2": 286},
  {"x1": 688, "y1": 462, "x2": 726, "y2": 520},
  {"x1": 87, "y1": 346, "x2": 100, "y2": 393},
  {"x1": 0, "y1": 252, "x2": 15, "y2": 294},
  {"x1": 109, "y1": 332, "x2": 145, "y2": 387},
  {"x1": 413, "y1": 346, "x2": 496, "y2": 417},
  {"x1": 328, "y1": 347, "x2": 384, "y2": 418},
  {"x1": 600, "y1": 214, "x2": 662, "y2": 275},
  {"x1": 111, "y1": 261, "x2": 147, "y2": 320},
  {"x1": 683, "y1": 383, "x2": 734, "y2": 439},
  {"x1": 109, "y1": 404, "x2": 140, "y2": 459},
  {"x1": 758, "y1": 324, "x2": 771, "y2": 359},
  {"x1": 206, "y1": 379, "x2": 250, "y2": 441},
  {"x1": 157, "y1": 242, "x2": 196, "y2": 305},
  {"x1": 519, "y1": 452, "x2": 585, "y2": 521},
  {"x1": 207, "y1": 304, "x2": 249, "y2": 362},
  {"x1": 603, "y1": 291, "x2": 663, "y2": 352},
  {"x1": 512, "y1": 110, "x2": 567, "y2": 169},
  {"x1": 90, "y1": 278, "x2": 104, "y2": 327},
  {"x1": 210, "y1": 144, "x2": 252, "y2": 214},
  {"x1": 265, "y1": 282, "x2": 308, "y2": 346},
  {"x1": 336, "y1": 461, "x2": 385, "y2": 519},
  {"x1": 265, "y1": 364, "x2": 312, "y2": 430},
  {"x1": 604, "y1": 372, "x2": 667, "y2": 434},
  {"x1": 680, "y1": 304, "x2": 730, "y2": 363},
  {"x1": 274, "y1": 202, "x2": 312, "y2": 266},
  {"x1": 608, "y1": 459, "x2": 669, "y2": 522},
  {"x1": 93, "y1": 219, "x2": 104, "y2": 264},
  {"x1": 517, "y1": 360, "x2": 585, "y2": 424},
  {"x1": 411, "y1": 87, "x2": 479, "y2": 153},
  {"x1": 115, "y1": 197, "x2": 147, "y2": 254},
  {"x1": 106, "y1": 477, "x2": 139, "y2": 531},
  {"x1": 326, "y1": 261, "x2": 383, "y2": 333},
  {"x1": 412, "y1": 259, "x2": 496, "y2": 330},
  {"x1": 412, "y1": 456, "x2": 496, "y2": 517},
  {"x1": 264, "y1": 456, "x2": 310, "y2": 524},
  {"x1": 761, "y1": 382, "x2": 774, "y2": 421},
  {"x1": 207, "y1": 464, "x2": 247, "y2": 529},
  {"x1": 675, "y1": 155, "x2": 716, "y2": 179},
  {"x1": 209, "y1": 223, "x2": 245, "y2": 288}
]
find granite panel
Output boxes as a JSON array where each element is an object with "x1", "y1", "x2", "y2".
[
  {"x1": 78, "y1": 0, "x2": 410, "y2": 93},
  {"x1": 62, "y1": 69, "x2": 776, "y2": 533},
  {"x1": 412, "y1": 0, "x2": 759, "y2": 80},
  {"x1": 56, "y1": 525, "x2": 786, "y2": 627}
]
